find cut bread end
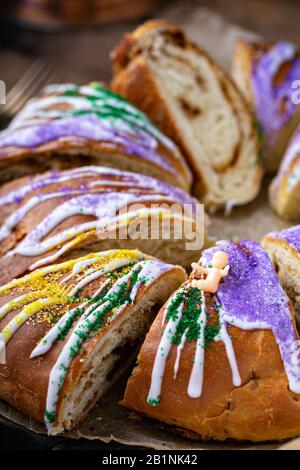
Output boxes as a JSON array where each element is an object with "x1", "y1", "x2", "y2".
[
  {"x1": 111, "y1": 20, "x2": 263, "y2": 209},
  {"x1": 269, "y1": 176, "x2": 300, "y2": 221},
  {"x1": 262, "y1": 235, "x2": 300, "y2": 324},
  {"x1": 51, "y1": 267, "x2": 186, "y2": 434}
]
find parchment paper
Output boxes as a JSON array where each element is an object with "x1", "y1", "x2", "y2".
[
  {"x1": 0, "y1": 377, "x2": 280, "y2": 450},
  {"x1": 0, "y1": 6, "x2": 297, "y2": 450}
]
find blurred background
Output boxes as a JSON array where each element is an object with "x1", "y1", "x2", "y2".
[{"x1": 0, "y1": 0, "x2": 299, "y2": 90}]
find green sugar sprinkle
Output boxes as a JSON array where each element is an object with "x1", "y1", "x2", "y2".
[
  {"x1": 45, "y1": 410, "x2": 56, "y2": 424},
  {"x1": 55, "y1": 264, "x2": 134, "y2": 345},
  {"x1": 166, "y1": 287, "x2": 221, "y2": 349},
  {"x1": 165, "y1": 288, "x2": 185, "y2": 322},
  {"x1": 148, "y1": 396, "x2": 160, "y2": 406},
  {"x1": 65, "y1": 266, "x2": 147, "y2": 360},
  {"x1": 57, "y1": 306, "x2": 84, "y2": 341},
  {"x1": 59, "y1": 83, "x2": 167, "y2": 143},
  {"x1": 59, "y1": 363, "x2": 68, "y2": 373}
]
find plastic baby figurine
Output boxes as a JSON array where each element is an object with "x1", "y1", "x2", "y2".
[{"x1": 191, "y1": 250, "x2": 230, "y2": 293}]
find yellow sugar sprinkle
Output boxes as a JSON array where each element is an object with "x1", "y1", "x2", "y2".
[
  {"x1": 2, "y1": 298, "x2": 54, "y2": 342},
  {"x1": 29, "y1": 230, "x2": 97, "y2": 271},
  {"x1": 0, "y1": 292, "x2": 41, "y2": 320},
  {"x1": 0, "y1": 249, "x2": 150, "y2": 352},
  {"x1": 0, "y1": 249, "x2": 149, "y2": 328},
  {"x1": 0, "y1": 249, "x2": 146, "y2": 297},
  {"x1": 59, "y1": 229, "x2": 95, "y2": 248}
]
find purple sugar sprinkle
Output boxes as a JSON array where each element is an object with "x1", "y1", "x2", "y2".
[
  {"x1": 267, "y1": 225, "x2": 300, "y2": 252},
  {"x1": 0, "y1": 115, "x2": 176, "y2": 175},
  {"x1": 252, "y1": 41, "x2": 300, "y2": 147},
  {"x1": 201, "y1": 240, "x2": 300, "y2": 389},
  {"x1": 0, "y1": 166, "x2": 197, "y2": 213}
]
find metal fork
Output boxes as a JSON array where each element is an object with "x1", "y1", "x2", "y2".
[{"x1": 0, "y1": 60, "x2": 57, "y2": 129}]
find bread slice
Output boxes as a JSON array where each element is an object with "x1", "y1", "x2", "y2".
[
  {"x1": 232, "y1": 39, "x2": 300, "y2": 172},
  {"x1": 0, "y1": 165, "x2": 207, "y2": 286},
  {"x1": 122, "y1": 240, "x2": 300, "y2": 441},
  {"x1": 111, "y1": 20, "x2": 262, "y2": 210},
  {"x1": 0, "y1": 249, "x2": 186, "y2": 434},
  {"x1": 0, "y1": 82, "x2": 191, "y2": 191},
  {"x1": 269, "y1": 124, "x2": 300, "y2": 220},
  {"x1": 262, "y1": 226, "x2": 300, "y2": 323}
]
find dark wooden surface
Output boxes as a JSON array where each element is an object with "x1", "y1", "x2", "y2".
[{"x1": 0, "y1": 0, "x2": 299, "y2": 451}]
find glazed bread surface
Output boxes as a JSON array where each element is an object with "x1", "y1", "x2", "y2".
[
  {"x1": 232, "y1": 39, "x2": 300, "y2": 172},
  {"x1": 122, "y1": 240, "x2": 300, "y2": 442},
  {"x1": 111, "y1": 20, "x2": 262, "y2": 210},
  {"x1": 0, "y1": 165, "x2": 206, "y2": 285},
  {"x1": 269, "y1": 124, "x2": 300, "y2": 220},
  {"x1": 0, "y1": 82, "x2": 191, "y2": 191},
  {"x1": 0, "y1": 249, "x2": 186, "y2": 434}
]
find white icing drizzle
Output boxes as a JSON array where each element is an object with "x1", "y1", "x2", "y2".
[
  {"x1": 3, "y1": 187, "x2": 178, "y2": 266},
  {"x1": 147, "y1": 285, "x2": 242, "y2": 404},
  {"x1": 29, "y1": 237, "x2": 85, "y2": 271},
  {"x1": 214, "y1": 315, "x2": 241, "y2": 387},
  {"x1": 8, "y1": 84, "x2": 177, "y2": 153},
  {"x1": 59, "y1": 257, "x2": 100, "y2": 284},
  {"x1": 0, "y1": 298, "x2": 52, "y2": 364},
  {"x1": 187, "y1": 291, "x2": 206, "y2": 398},
  {"x1": 147, "y1": 301, "x2": 184, "y2": 403},
  {"x1": 0, "y1": 294, "x2": 32, "y2": 320},
  {"x1": 44, "y1": 298, "x2": 121, "y2": 430},
  {"x1": 71, "y1": 256, "x2": 102, "y2": 274},
  {"x1": 8, "y1": 205, "x2": 182, "y2": 261},
  {"x1": 0, "y1": 164, "x2": 194, "y2": 274},
  {"x1": 30, "y1": 280, "x2": 110, "y2": 358},
  {"x1": 174, "y1": 328, "x2": 188, "y2": 379},
  {"x1": 0, "y1": 166, "x2": 115, "y2": 205},
  {"x1": 0, "y1": 191, "x2": 79, "y2": 243},
  {"x1": 0, "y1": 251, "x2": 142, "y2": 353},
  {"x1": 129, "y1": 261, "x2": 163, "y2": 301},
  {"x1": 67, "y1": 256, "x2": 136, "y2": 296}
]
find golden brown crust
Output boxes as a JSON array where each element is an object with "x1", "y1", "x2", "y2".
[
  {"x1": 231, "y1": 39, "x2": 259, "y2": 104},
  {"x1": 262, "y1": 234, "x2": 293, "y2": 260},
  {"x1": 111, "y1": 20, "x2": 262, "y2": 206},
  {"x1": 122, "y1": 288, "x2": 300, "y2": 442}
]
